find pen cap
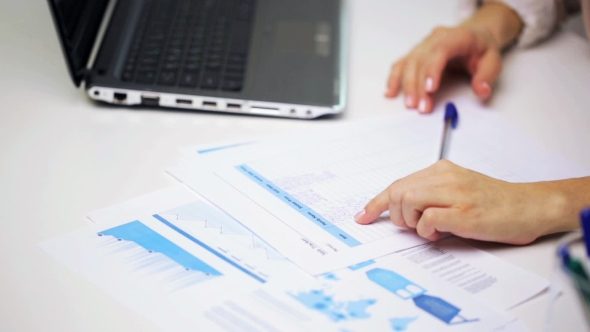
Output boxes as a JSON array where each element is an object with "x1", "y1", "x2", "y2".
[
  {"x1": 581, "y1": 207, "x2": 590, "y2": 257},
  {"x1": 445, "y1": 103, "x2": 459, "y2": 129}
]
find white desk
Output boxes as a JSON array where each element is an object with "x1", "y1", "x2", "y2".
[{"x1": 1, "y1": 1, "x2": 589, "y2": 331}]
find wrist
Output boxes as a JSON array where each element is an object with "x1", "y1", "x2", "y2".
[
  {"x1": 518, "y1": 181, "x2": 577, "y2": 237},
  {"x1": 461, "y1": 2, "x2": 524, "y2": 50}
]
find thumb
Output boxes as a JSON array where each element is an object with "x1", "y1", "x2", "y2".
[
  {"x1": 471, "y1": 49, "x2": 502, "y2": 100},
  {"x1": 355, "y1": 190, "x2": 389, "y2": 225}
]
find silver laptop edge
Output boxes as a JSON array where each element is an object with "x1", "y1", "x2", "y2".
[{"x1": 87, "y1": 0, "x2": 348, "y2": 119}]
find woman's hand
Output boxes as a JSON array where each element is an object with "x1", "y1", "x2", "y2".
[
  {"x1": 354, "y1": 160, "x2": 571, "y2": 245},
  {"x1": 386, "y1": 2, "x2": 524, "y2": 113},
  {"x1": 386, "y1": 26, "x2": 501, "y2": 113}
]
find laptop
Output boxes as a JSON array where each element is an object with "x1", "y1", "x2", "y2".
[{"x1": 47, "y1": 0, "x2": 347, "y2": 119}]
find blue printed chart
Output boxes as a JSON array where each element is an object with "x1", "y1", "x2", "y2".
[
  {"x1": 161, "y1": 201, "x2": 284, "y2": 260},
  {"x1": 38, "y1": 211, "x2": 287, "y2": 331},
  {"x1": 366, "y1": 268, "x2": 479, "y2": 325},
  {"x1": 98, "y1": 221, "x2": 222, "y2": 290},
  {"x1": 156, "y1": 201, "x2": 306, "y2": 283},
  {"x1": 289, "y1": 289, "x2": 377, "y2": 322},
  {"x1": 280, "y1": 262, "x2": 504, "y2": 332}
]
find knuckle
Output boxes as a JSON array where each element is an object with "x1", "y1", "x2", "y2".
[
  {"x1": 391, "y1": 60, "x2": 405, "y2": 73},
  {"x1": 401, "y1": 190, "x2": 415, "y2": 203},
  {"x1": 431, "y1": 26, "x2": 448, "y2": 37},
  {"x1": 388, "y1": 189, "x2": 401, "y2": 205},
  {"x1": 443, "y1": 171, "x2": 460, "y2": 184},
  {"x1": 453, "y1": 26, "x2": 473, "y2": 39},
  {"x1": 435, "y1": 159, "x2": 452, "y2": 171},
  {"x1": 431, "y1": 42, "x2": 448, "y2": 56},
  {"x1": 421, "y1": 209, "x2": 437, "y2": 225}
]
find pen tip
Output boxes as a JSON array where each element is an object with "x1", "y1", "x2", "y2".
[{"x1": 445, "y1": 102, "x2": 459, "y2": 129}]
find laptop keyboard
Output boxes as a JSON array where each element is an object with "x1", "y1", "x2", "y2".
[{"x1": 121, "y1": 0, "x2": 255, "y2": 92}]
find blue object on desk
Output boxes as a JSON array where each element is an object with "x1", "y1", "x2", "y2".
[
  {"x1": 581, "y1": 207, "x2": 590, "y2": 258},
  {"x1": 555, "y1": 208, "x2": 590, "y2": 325},
  {"x1": 444, "y1": 102, "x2": 459, "y2": 129},
  {"x1": 439, "y1": 102, "x2": 459, "y2": 160}
]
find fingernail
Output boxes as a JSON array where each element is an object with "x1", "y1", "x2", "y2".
[
  {"x1": 354, "y1": 209, "x2": 366, "y2": 222},
  {"x1": 425, "y1": 77, "x2": 434, "y2": 92},
  {"x1": 418, "y1": 98, "x2": 427, "y2": 113},
  {"x1": 405, "y1": 95, "x2": 415, "y2": 108},
  {"x1": 480, "y1": 82, "x2": 491, "y2": 98}
]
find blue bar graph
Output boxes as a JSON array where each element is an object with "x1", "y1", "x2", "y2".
[{"x1": 100, "y1": 221, "x2": 222, "y2": 276}]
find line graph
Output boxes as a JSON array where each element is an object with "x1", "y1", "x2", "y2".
[
  {"x1": 161, "y1": 201, "x2": 284, "y2": 260},
  {"x1": 153, "y1": 214, "x2": 266, "y2": 283}
]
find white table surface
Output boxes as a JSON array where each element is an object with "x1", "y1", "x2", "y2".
[{"x1": 1, "y1": 1, "x2": 590, "y2": 331}]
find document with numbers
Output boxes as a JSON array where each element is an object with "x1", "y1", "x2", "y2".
[
  {"x1": 170, "y1": 113, "x2": 443, "y2": 274},
  {"x1": 170, "y1": 98, "x2": 588, "y2": 275}
]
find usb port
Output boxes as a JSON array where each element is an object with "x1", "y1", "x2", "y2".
[
  {"x1": 227, "y1": 103, "x2": 241, "y2": 110},
  {"x1": 113, "y1": 92, "x2": 127, "y2": 103},
  {"x1": 141, "y1": 95, "x2": 160, "y2": 106},
  {"x1": 202, "y1": 101, "x2": 217, "y2": 108},
  {"x1": 176, "y1": 98, "x2": 192, "y2": 105}
]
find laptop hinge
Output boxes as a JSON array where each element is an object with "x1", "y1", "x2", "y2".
[
  {"x1": 87, "y1": 0, "x2": 119, "y2": 72},
  {"x1": 77, "y1": 68, "x2": 92, "y2": 82}
]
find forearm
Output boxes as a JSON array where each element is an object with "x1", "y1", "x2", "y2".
[
  {"x1": 460, "y1": 2, "x2": 524, "y2": 49},
  {"x1": 525, "y1": 177, "x2": 590, "y2": 236}
]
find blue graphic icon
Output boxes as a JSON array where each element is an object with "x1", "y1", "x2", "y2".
[
  {"x1": 366, "y1": 268, "x2": 426, "y2": 299},
  {"x1": 98, "y1": 221, "x2": 222, "y2": 289},
  {"x1": 290, "y1": 289, "x2": 376, "y2": 322},
  {"x1": 390, "y1": 316, "x2": 418, "y2": 331},
  {"x1": 366, "y1": 268, "x2": 479, "y2": 325}
]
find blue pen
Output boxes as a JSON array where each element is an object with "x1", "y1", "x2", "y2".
[
  {"x1": 439, "y1": 102, "x2": 459, "y2": 160},
  {"x1": 580, "y1": 207, "x2": 590, "y2": 258}
]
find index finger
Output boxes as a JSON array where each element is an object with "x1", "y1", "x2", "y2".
[{"x1": 355, "y1": 162, "x2": 441, "y2": 225}]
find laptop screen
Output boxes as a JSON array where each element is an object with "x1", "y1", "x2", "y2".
[{"x1": 47, "y1": 0, "x2": 109, "y2": 86}]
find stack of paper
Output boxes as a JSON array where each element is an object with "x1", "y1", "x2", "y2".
[{"x1": 39, "y1": 97, "x2": 588, "y2": 331}]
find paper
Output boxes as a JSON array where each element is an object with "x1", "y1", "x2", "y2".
[
  {"x1": 87, "y1": 186, "x2": 308, "y2": 282},
  {"x1": 352, "y1": 237, "x2": 549, "y2": 312},
  {"x1": 40, "y1": 185, "x2": 544, "y2": 331},
  {"x1": 39, "y1": 223, "x2": 518, "y2": 331},
  {"x1": 170, "y1": 98, "x2": 588, "y2": 275},
  {"x1": 201, "y1": 256, "x2": 518, "y2": 332},
  {"x1": 39, "y1": 217, "x2": 263, "y2": 332},
  {"x1": 169, "y1": 114, "x2": 443, "y2": 274},
  {"x1": 88, "y1": 186, "x2": 547, "y2": 311}
]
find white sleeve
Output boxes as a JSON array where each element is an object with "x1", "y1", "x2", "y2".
[
  {"x1": 454, "y1": 0, "x2": 480, "y2": 22},
  {"x1": 485, "y1": 0, "x2": 559, "y2": 47}
]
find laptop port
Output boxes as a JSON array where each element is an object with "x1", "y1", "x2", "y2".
[
  {"x1": 250, "y1": 106, "x2": 280, "y2": 115},
  {"x1": 113, "y1": 92, "x2": 127, "y2": 103},
  {"x1": 141, "y1": 95, "x2": 160, "y2": 106},
  {"x1": 227, "y1": 103, "x2": 241, "y2": 110},
  {"x1": 202, "y1": 101, "x2": 217, "y2": 108},
  {"x1": 176, "y1": 98, "x2": 192, "y2": 105}
]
